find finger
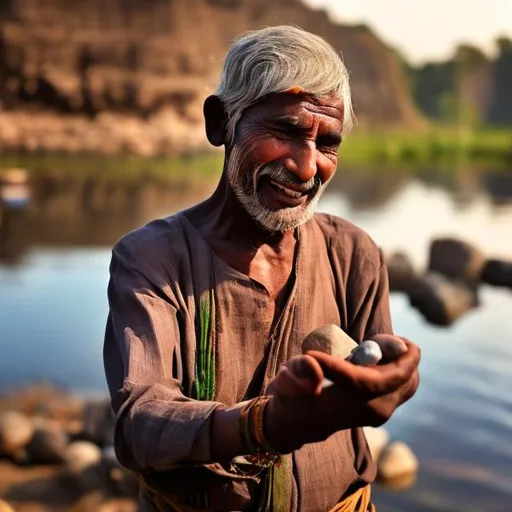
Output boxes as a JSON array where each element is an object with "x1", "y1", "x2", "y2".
[
  {"x1": 308, "y1": 342, "x2": 420, "y2": 397},
  {"x1": 270, "y1": 355, "x2": 324, "y2": 397},
  {"x1": 364, "y1": 369, "x2": 420, "y2": 423},
  {"x1": 371, "y1": 334, "x2": 409, "y2": 363},
  {"x1": 268, "y1": 366, "x2": 314, "y2": 397},
  {"x1": 288, "y1": 354, "x2": 324, "y2": 389}
]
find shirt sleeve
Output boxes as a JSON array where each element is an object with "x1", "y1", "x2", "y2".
[
  {"x1": 346, "y1": 247, "x2": 394, "y2": 342},
  {"x1": 103, "y1": 241, "x2": 226, "y2": 473}
]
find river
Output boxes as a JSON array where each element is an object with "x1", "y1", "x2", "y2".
[{"x1": 1, "y1": 161, "x2": 511, "y2": 511}]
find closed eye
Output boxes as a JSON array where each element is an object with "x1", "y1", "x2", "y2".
[{"x1": 317, "y1": 134, "x2": 342, "y2": 150}]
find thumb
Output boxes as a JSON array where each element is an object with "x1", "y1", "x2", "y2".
[
  {"x1": 371, "y1": 334, "x2": 409, "y2": 363},
  {"x1": 268, "y1": 355, "x2": 324, "y2": 398}
]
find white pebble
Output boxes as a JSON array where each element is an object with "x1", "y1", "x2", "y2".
[
  {"x1": 348, "y1": 340, "x2": 383, "y2": 365},
  {"x1": 378, "y1": 441, "x2": 419, "y2": 481},
  {"x1": 0, "y1": 411, "x2": 34, "y2": 457},
  {"x1": 64, "y1": 441, "x2": 102, "y2": 474},
  {"x1": 363, "y1": 426, "x2": 389, "y2": 462}
]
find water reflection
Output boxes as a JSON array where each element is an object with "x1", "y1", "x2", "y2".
[
  {"x1": 1, "y1": 159, "x2": 512, "y2": 512},
  {"x1": 1, "y1": 163, "x2": 511, "y2": 268},
  {"x1": 0, "y1": 171, "x2": 215, "y2": 265}
]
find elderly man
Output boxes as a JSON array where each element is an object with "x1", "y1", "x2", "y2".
[{"x1": 103, "y1": 25, "x2": 420, "y2": 512}]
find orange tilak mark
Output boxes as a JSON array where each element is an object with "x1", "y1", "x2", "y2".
[{"x1": 283, "y1": 85, "x2": 306, "y2": 95}]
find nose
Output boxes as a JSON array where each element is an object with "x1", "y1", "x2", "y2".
[{"x1": 284, "y1": 142, "x2": 317, "y2": 183}]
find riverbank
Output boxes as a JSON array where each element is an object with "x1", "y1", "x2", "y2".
[
  {"x1": 0, "y1": 383, "x2": 418, "y2": 511},
  {"x1": 341, "y1": 126, "x2": 512, "y2": 165},
  {"x1": 1, "y1": 126, "x2": 511, "y2": 178}
]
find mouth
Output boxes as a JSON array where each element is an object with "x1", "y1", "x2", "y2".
[
  {"x1": 258, "y1": 177, "x2": 313, "y2": 209},
  {"x1": 269, "y1": 179, "x2": 309, "y2": 198}
]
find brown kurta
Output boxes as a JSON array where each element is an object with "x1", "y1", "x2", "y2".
[{"x1": 103, "y1": 210, "x2": 393, "y2": 512}]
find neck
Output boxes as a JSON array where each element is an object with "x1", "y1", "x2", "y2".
[{"x1": 187, "y1": 166, "x2": 296, "y2": 254}]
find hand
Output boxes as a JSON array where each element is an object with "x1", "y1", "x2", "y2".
[{"x1": 264, "y1": 336, "x2": 420, "y2": 454}]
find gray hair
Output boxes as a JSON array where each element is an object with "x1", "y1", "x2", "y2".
[{"x1": 215, "y1": 25, "x2": 354, "y2": 142}]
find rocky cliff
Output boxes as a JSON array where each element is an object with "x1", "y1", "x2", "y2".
[{"x1": 0, "y1": 0, "x2": 422, "y2": 156}]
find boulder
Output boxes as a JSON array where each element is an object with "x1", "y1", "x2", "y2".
[
  {"x1": 408, "y1": 272, "x2": 478, "y2": 326},
  {"x1": 81, "y1": 397, "x2": 115, "y2": 446},
  {"x1": 64, "y1": 441, "x2": 102, "y2": 475},
  {"x1": 377, "y1": 441, "x2": 419, "y2": 481},
  {"x1": 27, "y1": 418, "x2": 69, "y2": 465},
  {"x1": 481, "y1": 259, "x2": 512, "y2": 289},
  {"x1": 363, "y1": 427, "x2": 389, "y2": 462},
  {"x1": 0, "y1": 411, "x2": 34, "y2": 461},
  {"x1": 428, "y1": 238, "x2": 485, "y2": 284},
  {"x1": 385, "y1": 252, "x2": 416, "y2": 292}
]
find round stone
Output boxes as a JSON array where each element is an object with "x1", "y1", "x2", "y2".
[
  {"x1": 349, "y1": 340, "x2": 383, "y2": 366},
  {"x1": 65, "y1": 441, "x2": 102, "y2": 474},
  {"x1": 377, "y1": 441, "x2": 419, "y2": 481},
  {"x1": 0, "y1": 411, "x2": 35, "y2": 457},
  {"x1": 363, "y1": 426, "x2": 389, "y2": 462}
]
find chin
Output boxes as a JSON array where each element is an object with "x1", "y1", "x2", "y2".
[{"x1": 252, "y1": 204, "x2": 317, "y2": 233}]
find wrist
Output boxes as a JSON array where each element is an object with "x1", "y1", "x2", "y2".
[{"x1": 263, "y1": 396, "x2": 301, "y2": 455}]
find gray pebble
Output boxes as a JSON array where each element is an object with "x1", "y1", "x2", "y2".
[{"x1": 348, "y1": 340, "x2": 383, "y2": 365}]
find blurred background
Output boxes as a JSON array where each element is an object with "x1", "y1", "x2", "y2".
[{"x1": 0, "y1": 1, "x2": 512, "y2": 511}]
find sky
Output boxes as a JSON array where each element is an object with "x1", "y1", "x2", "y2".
[{"x1": 303, "y1": 0, "x2": 512, "y2": 64}]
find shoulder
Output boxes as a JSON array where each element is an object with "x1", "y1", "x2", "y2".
[
  {"x1": 111, "y1": 212, "x2": 188, "y2": 277},
  {"x1": 311, "y1": 213, "x2": 382, "y2": 268}
]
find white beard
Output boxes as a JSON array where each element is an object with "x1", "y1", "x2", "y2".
[{"x1": 226, "y1": 145, "x2": 331, "y2": 232}]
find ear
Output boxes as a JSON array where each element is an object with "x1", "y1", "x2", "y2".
[{"x1": 203, "y1": 95, "x2": 227, "y2": 147}]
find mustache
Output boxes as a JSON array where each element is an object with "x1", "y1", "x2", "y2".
[{"x1": 254, "y1": 162, "x2": 319, "y2": 193}]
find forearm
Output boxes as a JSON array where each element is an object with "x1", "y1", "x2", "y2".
[
  {"x1": 210, "y1": 402, "x2": 248, "y2": 462},
  {"x1": 113, "y1": 383, "x2": 229, "y2": 471},
  {"x1": 113, "y1": 384, "x2": 265, "y2": 471}
]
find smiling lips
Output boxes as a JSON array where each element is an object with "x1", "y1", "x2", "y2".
[{"x1": 269, "y1": 179, "x2": 310, "y2": 199}]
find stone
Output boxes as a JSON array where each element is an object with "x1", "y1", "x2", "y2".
[
  {"x1": 0, "y1": 411, "x2": 34, "y2": 459},
  {"x1": 385, "y1": 252, "x2": 416, "y2": 292},
  {"x1": 27, "y1": 418, "x2": 69, "y2": 465},
  {"x1": 363, "y1": 427, "x2": 389, "y2": 462},
  {"x1": 64, "y1": 441, "x2": 102, "y2": 475},
  {"x1": 379, "y1": 471, "x2": 417, "y2": 491},
  {"x1": 302, "y1": 324, "x2": 358, "y2": 389},
  {"x1": 428, "y1": 238, "x2": 485, "y2": 284},
  {"x1": 81, "y1": 397, "x2": 115, "y2": 446},
  {"x1": 302, "y1": 324, "x2": 358, "y2": 359},
  {"x1": 408, "y1": 272, "x2": 478, "y2": 326},
  {"x1": 377, "y1": 441, "x2": 419, "y2": 481},
  {"x1": 348, "y1": 340, "x2": 383, "y2": 365},
  {"x1": 481, "y1": 259, "x2": 512, "y2": 289}
]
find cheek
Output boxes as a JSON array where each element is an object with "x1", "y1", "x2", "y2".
[
  {"x1": 244, "y1": 135, "x2": 292, "y2": 166},
  {"x1": 317, "y1": 154, "x2": 338, "y2": 184}
]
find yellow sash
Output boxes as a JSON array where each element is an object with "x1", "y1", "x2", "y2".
[{"x1": 329, "y1": 485, "x2": 375, "y2": 512}]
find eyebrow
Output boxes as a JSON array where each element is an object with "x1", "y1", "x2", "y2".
[
  {"x1": 275, "y1": 115, "x2": 302, "y2": 127},
  {"x1": 274, "y1": 115, "x2": 342, "y2": 145}
]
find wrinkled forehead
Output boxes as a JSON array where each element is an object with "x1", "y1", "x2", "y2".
[{"x1": 243, "y1": 92, "x2": 344, "y2": 129}]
